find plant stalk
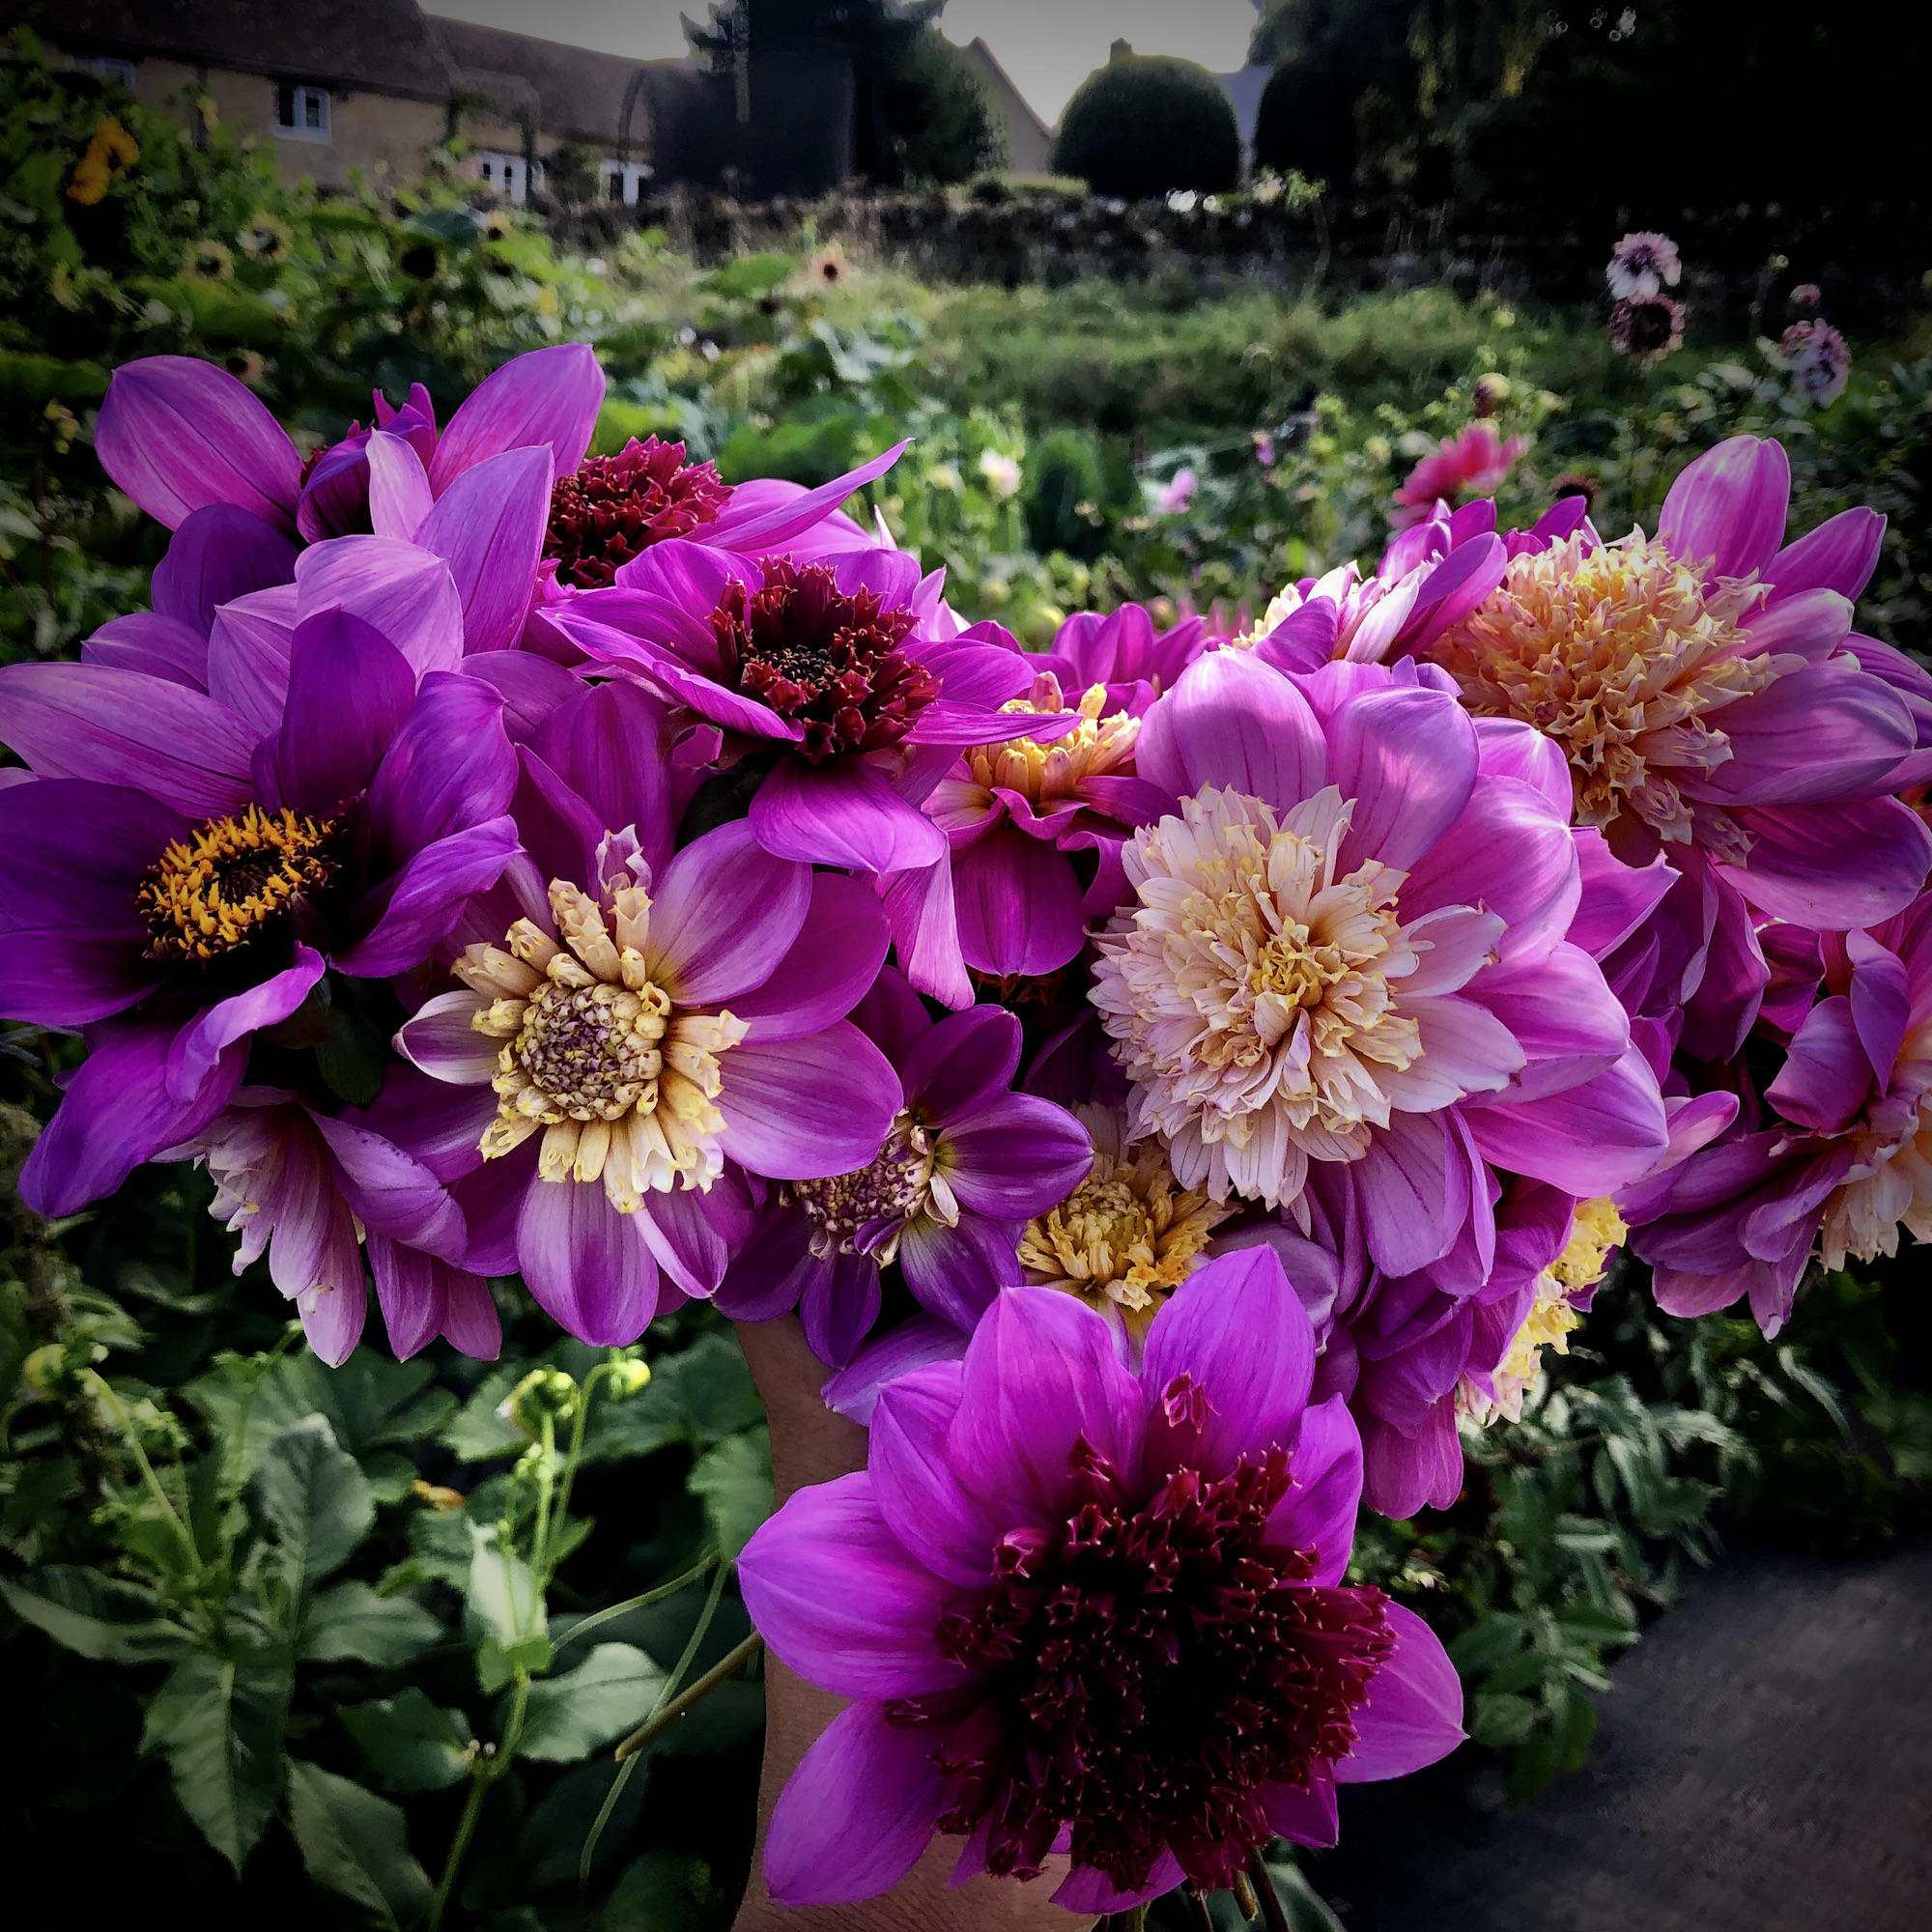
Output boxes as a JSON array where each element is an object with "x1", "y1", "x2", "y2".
[{"x1": 613, "y1": 1630, "x2": 762, "y2": 1761}]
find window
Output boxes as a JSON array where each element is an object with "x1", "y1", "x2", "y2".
[
  {"x1": 275, "y1": 83, "x2": 330, "y2": 142},
  {"x1": 476, "y1": 152, "x2": 538, "y2": 206},
  {"x1": 90, "y1": 56, "x2": 138, "y2": 88},
  {"x1": 601, "y1": 159, "x2": 653, "y2": 207}
]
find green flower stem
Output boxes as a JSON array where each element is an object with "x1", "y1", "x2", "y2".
[
  {"x1": 613, "y1": 1629, "x2": 763, "y2": 1764},
  {"x1": 553, "y1": 1551, "x2": 719, "y2": 1655},
  {"x1": 429, "y1": 1668, "x2": 532, "y2": 1932},
  {"x1": 84, "y1": 1371, "x2": 199, "y2": 1578},
  {"x1": 530, "y1": 1412, "x2": 557, "y2": 1585},
  {"x1": 546, "y1": 1360, "x2": 609, "y2": 1565}
]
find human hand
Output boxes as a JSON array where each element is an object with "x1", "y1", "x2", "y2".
[{"x1": 730, "y1": 1315, "x2": 1096, "y2": 1932}]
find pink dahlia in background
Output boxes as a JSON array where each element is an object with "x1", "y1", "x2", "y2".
[
  {"x1": 1389, "y1": 423, "x2": 1525, "y2": 531},
  {"x1": 1770, "y1": 319, "x2": 1852, "y2": 408},
  {"x1": 1092, "y1": 648, "x2": 1667, "y2": 1283},
  {"x1": 1033, "y1": 600, "x2": 1207, "y2": 715},
  {"x1": 1608, "y1": 294, "x2": 1687, "y2": 367},
  {"x1": 1605, "y1": 231, "x2": 1682, "y2": 299},
  {"x1": 392, "y1": 679, "x2": 900, "y2": 1346},
  {"x1": 738, "y1": 1252, "x2": 1463, "y2": 1914},
  {"x1": 714, "y1": 967, "x2": 1091, "y2": 1361},
  {"x1": 1427, "y1": 435, "x2": 1932, "y2": 1058},
  {"x1": 1628, "y1": 892, "x2": 1932, "y2": 1334}
]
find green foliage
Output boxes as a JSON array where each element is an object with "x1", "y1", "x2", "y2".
[
  {"x1": 874, "y1": 29, "x2": 1005, "y2": 186},
  {"x1": 1051, "y1": 53, "x2": 1241, "y2": 201}
]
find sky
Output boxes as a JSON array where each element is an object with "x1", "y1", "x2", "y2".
[{"x1": 426, "y1": 1, "x2": 1262, "y2": 126}]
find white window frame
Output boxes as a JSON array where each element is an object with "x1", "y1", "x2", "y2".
[
  {"x1": 275, "y1": 83, "x2": 331, "y2": 143},
  {"x1": 476, "y1": 151, "x2": 540, "y2": 206},
  {"x1": 90, "y1": 56, "x2": 138, "y2": 87},
  {"x1": 601, "y1": 158, "x2": 653, "y2": 206}
]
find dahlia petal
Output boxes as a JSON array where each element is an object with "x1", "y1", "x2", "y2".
[
  {"x1": 528, "y1": 677, "x2": 676, "y2": 873},
  {"x1": 1327, "y1": 683, "x2": 1480, "y2": 871},
  {"x1": 1137, "y1": 648, "x2": 1327, "y2": 812},
  {"x1": 1252, "y1": 597, "x2": 1342, "y2": 672},
  {"x1": 95, "y1": 355, "x2": 301, "y2": 533},
  {"x1": 799, "y1": 1250, "x2": 883, "y2": 1368},
  {"x1": 1659, "y1": 435, "x2": 1790, "y2": 581},
  {"x1": 1400, "y1": 775, "x2": 1579, "y2": 965},
  {"x1": 822, "y1": 1313, "x2": 970, "y2": 1424},
  {"x1": 21, "y1": 1014, "x2": 245, "y2": 1217},
  {"x1": 268, "y1": 1135, "x2": 367, "y2": 1365},
  {"x1": 151, "y1": 503, "x2": 298, "y2": 638},
  {"x1": 706, "y1": 439, "x2": 908, "y2": 553},
  {"x1": 0, "y1": 930, "x2": 158, "y2": 1026},
  {"x1": 366, "y1": 670, "x2": 518, "y2": 855},
  {"x1": 0, "y1": 664, "x2": 255, "y2": 817},
  {"x1": 1471, "y1": 715, "x2": 1571, "y2": 816},
  {"x1": 758, "y1": 1697, "x2": 944, "y2": 1908},
  {"x1": 204, "y1": 583, "x2": 298, "y2": 736},
  {"x1": 749, "y1": 753, "x2": 948, "y2": 873},
  {"x1": 918, "y1": 638, "x2": 1036, "y2": 713},
  {"x1": 952, "y1": 824, "x2": 1089, "y2": 977},
  {"x1": 716, "y1": 1023, "x2": 902, "y2": 1179},
  {"x1": 463, "y1": 650, "x2": 583, "y2": 746},
  {"x1": 1395, "y1": 905, "x2": 1507, "y2": 999},
  {"x1": 417, "y1": 445, "x2": 552, "y2": 656},
  {"x1": 1678, "y1": 864, "x2": 1769, "y2": 1063},
  {"x1": 899, "y1": 1005, "x2": 1021, "y2": 1123},
  {"x1": 83, "y1": 611, "x2": 213, "y2": 689},
  {"x1": 946, "y1": 1288, "x2": 1145, "y2": 1528},
  {"x1": 1354, "y1": 1111, "x2": 1468, "y2": 1277},
  {"x1": 428, "y1": 342, "x2": 604, "y2": 495},
  {"x1": 1847, "y1": 928, "x2": 1913, "y2": 1090},
  {"x1": 294, "y1": 536, "x2": 464, "y2": 679},
  {"x1": 259, "y1": 610, "x2": 416, "y2": 816},
  {"x1": 896, "y1": 1211, "x2": 1016, "y2": 1330},
  {"x1": 868, "y1": 1362, "x2": 1000, "y2": 1588},
  {"x1": 1465, "y1": 941, "x2": 1631, "y2": 1090},
  {"x1": 1140, "y1": 1246, "x2": 1317, "y2": 1483},
  {"x1": 1727, "y1": 796, "x2": 1932, "y2": 926},
  {"x1": 563, "y1": 613, "x2": 800, "y2": 741},
  {"x1": 637, "y1": 1184, "x2": 734, "y2": 1298},
  {"x1": 437, "y1": 1264, "x2": 502, "y2": 1359},
  {"x1": 363, "y1": 429, "x2": 434, "y2": 540},
  {"x1": 1334, "y1": 1601, "x2": 1464, "y2": 1781},
  {"x1": 168, "y1": 947, "x2": 327, "y2": 1106},
  {"x1": 1264, "y1": 1395, "x2": 1363, "y2": 1586},
  {"x1": 824, "y1": 544, "x2": 923, "y2": 610},
  {"x1": 516, "y1": 1174, "x2": 663, "y2": 1345},
  {"x1": 452, "y1": 1148, "x2": 528, "y2": 1271},
  {"x1": 340, "y1": 816, "x2": 522, "y2": 978},
  {"x1": 726, "y1": 872, "x2": 892, "y2": 1043},
  {"x1": 1684, "y1": 662, "x2": 1914, "y2": 805},
  {"x1": 1767, "y1": 505, "x2": 1884, "y2": 604},
  {"x1": 309, "y1": 1112, "x2": 466, "y2": 1260},
  {"x1": 1263, "y1": 1769, "x2": 1341, "y2": 1849},
  {"x1": 1052, "y1": 1855, "x2": 1185, "y2": 1917},
  {"x1": 0, "y1": 777, "x2": 181, "y2": 941},
  {"x1": 1766, "y1": 996, "x2": 1870, "y2": 1132},
  {"x1": 398, "y1": 990, "x2": 497, "y2": 1084},
  {"x1": 739, "y1": 1469, "x2": 970, "y2": 1698},
  {"x1": 509, "y1": 747, "x2": 603, "y2": 890},
  {"x1": 942, "y1": 1094, "x2": 1094, "y2": 1219},
  {"x1": 1464, "y1": 1046, "x2": 1668, "y2": 1194},
  {"x1": 1393, "y1": 532, "x2": 1508, "y2": 651},
  {"x1": 876, "y1": 857, "x2": 974, "y2": 1009},
  {"x1": 366, "y1": 1235, "x2": 449, "y2": 1359},
  {"x1": 1568, "y1": 827, "x2": 1676, "y2": 960},
  {"x1": 1738, "y1": 586, "x2": 1854, "y2": 665},
  {"x1": 645, "y1": 818, "x2": 813, "y2": 1005},
  {"x1": 713, "y1": 1206, "x2": 825, "y2": 1322}
]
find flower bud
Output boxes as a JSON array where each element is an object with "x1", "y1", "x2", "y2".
[
  {"x1": 605, "y1": 1356, "x2": 652, "y2": 1400},
  {"x1": 497, "y1": 1367, "x2": 581, "y2": 1439}
]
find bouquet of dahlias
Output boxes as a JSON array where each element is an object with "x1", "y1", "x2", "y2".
[{"x1": 7, "y1": 344, "x2": 1931, "y2": 1923}]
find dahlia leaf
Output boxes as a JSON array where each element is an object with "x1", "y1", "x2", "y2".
[
  {"x1": 513, "y1": 1641, "x2": 667, "y2": 1763},
  {"x1": 0, "y1": 1564, "x2": 192, "y2": 1665},
  {"x1": 299, "y1": 1581, "x2": 441, "y2": 1667},
  {"x1": 339, "y1": 1689, "x2": 474, "y2": 1795},
  {"x1": 141, "y1": 1647, "x2": 293, "y2": 1872},
  {"x1": 687, "y1": 1426, "x2": 772, "y2": 1561},
  {"x1": 247, "y1": 1416, "x2": 375, "y2": 1597},
  {"x1": 286, "y1": 1759, "x2": 434, "y2": 1929}
]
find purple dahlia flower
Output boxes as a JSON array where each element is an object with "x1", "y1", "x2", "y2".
[
  {"x1": 714, "y1": 966, "x2": 1092, "y2": 1362},
  {"x1": 162, "y1": 1085, "x2": 495, "y2": 1366},
  {"x1": 1606, "y1": 230, "x2": 1682, "y2": 300},
  {"x1": 737, "y1": 1250, "x2": 1463, "y2": 1912},
  {"x1": 392, "y1": 679, "x2": 900, "y2": 1346},
  {"x1": 552, "y1": 542, "x2": 1077, "y2": 877},
  {"x1": 1423, "y1": 436, "x2": 1932, "y2": 1057},
  {"x1": 1091, "y1": 649, "x2": 1668, "y2": 1282},
  {"x1": 0, "y1": 593, "x2": 520, "y2": 1217},
  {"x1": 1628, "y1": 891, "x2": 1932, "y2": 1334},
  {"x1": 1033, "y1": 600, "x2": 1207, "y2": 716}
]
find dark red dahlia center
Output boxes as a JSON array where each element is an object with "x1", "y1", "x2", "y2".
[
  {"x1": 713, "y1": 556, "x2": 937, "y2": 761},
  {"x1": 543, "y1": 437, "x2": 731, "y2": 589},
  {"x1": 888, "y1": 1422, "x2": 1394, "y2": 1898}
]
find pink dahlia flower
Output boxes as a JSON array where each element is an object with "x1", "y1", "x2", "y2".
[
  {"x1": 392, "y1": 679, "x2": 901, "y2": 1346},
  {"x1": 1389, "y1": 423, "x2": 1525, "y2": 531},
  {"x1": 0, "y1": 582, "x2": 521, "y2": 1218},
  {"x1": 1427, "y1": 436, "x2": 1932, "y2": 1057},
  {"x1": 714, "y1": 967, "x2": 1092, "y2": 1362},
  {"x1": 1608, "y1": 293, "x2": 1687, "y2": 366},
  {"x1": 1605, "y1": 231, "x2": 1682, "y2": 299},
  {"x1": 1091, "y1": 649, "x2": 1668, "y2": 1281},
  {"x1": 738, "y1": 1251, "x2": 1463, "y2": 1913},
  {"x1": 1771, "y1": 319, "x2": 1852, "y2": 407},
  {"x1": 1628, "y1": 893, "x2": 1932, "y2": 1334}
]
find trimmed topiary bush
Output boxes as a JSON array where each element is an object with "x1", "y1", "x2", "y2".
[{"x1": 1050, "y1": 53, "x2": 1239, "y2": 202}]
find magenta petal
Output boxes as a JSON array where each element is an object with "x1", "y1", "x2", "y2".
[
  {"x1": 464, "y1": 651, "x2": 583, "y2": 746},
  {"x1": 897, "y1": 1211, "x2": 1016, "y2": 1330},
  {"x1": 868, "y1": 1363, "x2": 1000, "y2": 1588},
  {"x1": 822, "y1": 1314, "x2": 969, "y2": 1423},
  {"x1": 417, "y1": 445, "x2": 552, "y2": 656},
  {"x1": 942, "y1": 1094, "x2": 1094, "y2": 1219},
  {"x1": 637, "y1": 1184, "x2": 734, "y2": 1297},
  {"x1": 946, "y1": 1289, "x2": 1146, "y2": 1529},
  {"x1": 1334, "y1": 1602, "x2": 1464, "y2": 1782},
  {"x1": 168, "y1": 948, "x2": 327, "y2": 1105},
  {"x1": 1465, "y1": 1047, "x2": 1668, "y2": 1194},
  {"x1": 1472, "y1": 716, "x2": 1571, "y2": 816},
  {"x1": 1052, "y1": 1854, "x2": 1186, "y2": 1917},
  {"x1": 1659, "y1": 435, "x2": 1790, "y2": 581},
  {"x1": 759, "y1": 1698, "x2": 942, "y2": 1908},
  {"x1": 750, "y1": 753, "x2": 947, "y2": 873},
  {"x1": 438, "y1": 1264, "x2": 502, "y2": 1359},
  {"x1": 1401, "y1": 775, "x2": 1579, "y2": 965},
  {"x1": 1328, "y1": 683, "x2": 1480, "y2": 871},
  {"x1": 707, "y1": 439, "x2": 907, "y2": 552},
  {"x1": 1847, "y1": 929, "x2": 1913, "y2": 1090},
  {"x1": 1264, "y1": 1396, "x2": 1363, "y2": 1586},
  {"x1": 899, "y1": 1005, "x2": 1021, "y2": 1122},
  {"x1": 1685, "y1": 662, "x2": 1912, "y2": 806},
  {"x1": 799, "y1": 1250, "x2": 882, "y2": 1367},
  {"x1": 366, "y1": 1236, "x2": 448, "y2": 1359},
  {"x1": 0, "y1": 928, "x2": 157, "y2": 1026},
  {"x1": 739, "y1": 1470, "x2": 969, "y2": 1698},
  {"x1": 725, "y1": 872, "x2": 892, "y2": 1043},
  {"x1": 1768, "y1": 504, "x2": 1884, "y2": 603},
  {"x1": 363, "y1": 430, "x2": 434, "y2": 539},
  {"x1": 1136, "y1": 648, "x2": 1327, "y2": 812},
  {"x1": 366, "y1": 669, "x2": 519, "y2": 854},
  {"x1": 95, "y1": 355, "x2": 301, "y2": 533},
  {"x1": 1139, "y1": 1246, "x2": 1317, "y2": 1483},
  {"x1": 343, "y1": 818, "x2": 521, "y2": 978},
  {"x1": 645, "y1": 818, "x2": 812, "y2": 1005},
  {"x1": 1353, "y1": 1111, "x2": 1466, "y2": 1277},
  {"x1": 1263, "y1": 1769, "x2": 1340, "y2": 1850},
  {"x1": 1568, "y1": 827, "x2": 1676, "y2": 960},
  {"x1": 259, "y1": 609, "x2": 415, "y2": 816},
  {"x1": 716, "y1": 1023, "x2": 901, "y2": 1179},
  {"x1": 1766, "y1": 996, "x2": 1871, "y2": 1132},
  {"x1": 1737, "y1": 586, "x2": 1854, "y2": 665},
  {"x1": 204, "y1": 583, "x2": 298, "y2": 736},
  {"x1": 428, "y1": 343, "x2": 604, "y2": 494},
  {"x1": 309, "y1": 1112, "x2": 466, "y2": 1260},
  {"x1": 151, "y1": 503, "x2": 298, "y2": 637},
  {"x1": 952, "y1": 824, "x2": 1088, "y2": 977},
  {"x1": 83, "y1": 611, "x2": 212, "y2": 689},
  {"x1": 1729, "y1": 797, "x2": 1932, "y2": 927},
  {"x1": 0, "y1": 664, "x2": 255, "y2": 817},
  {"x1": 397, "y1": 990, "x2": 498, "y2": 1085},
  {"x1": 528, "y1": 677, "x2": 676, "y2": 873},
  {"x1": 878, "y1": 857, "x2": 974, "y2": 1009},
  {"x1": 0, "y1": 776, "x2": 180, "y2": 939},
  {"x1": 294, "y1": 536, "x2": 464, "y2": 679},
  {"x1": 516, "y1": 1175, "x2": 663, "y2": 1345}
]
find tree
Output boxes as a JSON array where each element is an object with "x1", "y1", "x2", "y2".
[{"x1": 1051, "y1": 52, "x2": 1240, "y2": 201}]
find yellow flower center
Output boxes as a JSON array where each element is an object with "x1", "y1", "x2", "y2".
[
  {"x1": 136, "y1": 804, "x2": 339, "y2": 962},
  {"x1": 1432, "y1": 531, "x2": 1776, "y2": 850},
  {"x1": 966, "y1": 675, "x2": 1140, "y2": 810},
  {"x1": 459, "y1": 881, "x2": 745, "y2": 1208}
]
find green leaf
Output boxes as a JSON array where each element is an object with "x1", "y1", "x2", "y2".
[
  {"x1": 1556, "y1": 1683, "x2": 1599, "y2": 1772},
  {"x1": 602, "y1": 1849, "x2": 727, "y2": 1932},
  {"x1": 248, "y1": 1416, "x2": 374, "y2": 1594},
  {"x1": 286, "y1": 1759, "x2": 434, "y2": 1929},
  {"x1": 687, "y1": 1426, "x2": 772, "y2": 1560},
  {"x1": 300, "y1": 1582, "x2": 442, "y2": 1667},
  {"x1": 359, "y1": 1450, "x2": 420, "y2": 1506},
  {"x1": 1503, "y1": 1717, "x2": 1561, "y2": 1806},
  {"x1": 0, "y1": 1566, "x2": 191, "y2": 1664},
  {"x1": 514, "y1": 1642, "x2": 666, "y2": 1762},
  {"x1": 704, "y1": 250, "x2": 799, "y2": 299},
  {"x1": 1446, "y1": 1616, "x2": 1524, "y2": 1678},
  {"x1": 1468, "y1": 1690, "x2": 1538, "y2": 1749},
  {"x1": 142, "y1": 1648, "x2": 293, "y2": 1872},
  {"x1": 465, "y1": 1525, "x2": 546, "y2": 1648},
  {"x1": 440, "y1": 1362, "x2": 529, "y2": 1462},
  {"x1": 340, "y1": 1689, "x2": 473, "y2": 1795},
  {"x1": 1479, "y1": 1647, "x2": 1553, "y2": 1697}
]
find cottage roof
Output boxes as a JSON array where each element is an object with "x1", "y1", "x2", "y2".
[{"x1": 430, "y1": 15, "x2": 681, "y2": 150}]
